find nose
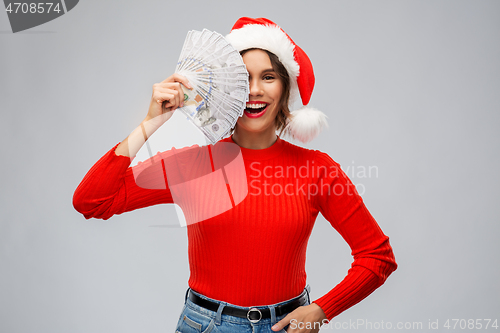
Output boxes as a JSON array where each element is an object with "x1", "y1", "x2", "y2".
[{"x1": 249, "y1": 78, "x2": 263, "y2": 96}]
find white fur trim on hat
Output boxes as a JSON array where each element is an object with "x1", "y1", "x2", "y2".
[
  {"x1": 284, "y1": 106, "x2": 329, "y2": 143},
  {"x1": 226, "y1": 24, "x2": 300, "y2": 104}
]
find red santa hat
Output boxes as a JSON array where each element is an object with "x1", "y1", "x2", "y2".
[{"x1": 226, "y1": 17, "x2": 328, "y2": 143}]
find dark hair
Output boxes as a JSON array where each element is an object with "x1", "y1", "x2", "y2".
[{"x1": 229, "y1": 48, "x2": 291, "y2": 136}]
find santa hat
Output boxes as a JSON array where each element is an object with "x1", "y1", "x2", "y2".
[{"x1": 226, "y1": 17, "x2": 328, "y2": 143}]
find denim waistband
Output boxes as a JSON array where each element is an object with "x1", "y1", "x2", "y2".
[{"x1": 183, "y1": 285, "x2": 311, "y2": 326}]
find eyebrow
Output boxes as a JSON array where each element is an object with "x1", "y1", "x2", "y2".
[
  {"x1": 248, "y1": 68, "x2": 276, "y2": 78},
  {"x1": 249, "y1": 68, "x2": 275, "y2": 77},
  {"x1": 261, "y1": 68, "x2": 275, "y2": 74}
]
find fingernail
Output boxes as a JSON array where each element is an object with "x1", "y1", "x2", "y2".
[{"x1": 272, "y1": 325, "x2": 278, "y2": 330}]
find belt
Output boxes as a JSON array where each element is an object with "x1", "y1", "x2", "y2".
[{"x1": 187, "y1": 289, "x2": 309, "y2": 323}]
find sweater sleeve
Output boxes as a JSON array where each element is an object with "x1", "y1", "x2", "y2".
[
  {"x1": 311, "y1": 151, "x2": 397, "y2": 321},
  {"x1": 73, "y1": 143, "x2": 175, "y2": 220}
]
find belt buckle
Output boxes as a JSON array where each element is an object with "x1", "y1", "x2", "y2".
[{"x1": 247, "y1": 307, "x2": 262, "y2": 323}]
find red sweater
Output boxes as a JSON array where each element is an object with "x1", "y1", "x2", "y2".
[{"x1": 73, "y1": 135, "x2": 397, "y2": 320}]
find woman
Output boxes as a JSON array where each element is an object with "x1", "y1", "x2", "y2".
[{"x1": 73, "y1": 17, "x2": 397, "y2": 333}]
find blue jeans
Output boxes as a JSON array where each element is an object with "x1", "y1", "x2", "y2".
[{"x1": 174, "y1": 285, "x2": 312, "y2": 333}]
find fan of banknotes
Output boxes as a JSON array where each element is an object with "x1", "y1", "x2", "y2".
[{"x1": 174, "y1": 29, "x2": 249, "y2": 144}]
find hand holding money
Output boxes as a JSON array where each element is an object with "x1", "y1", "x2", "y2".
[
  {"x1": 174, "y1": 29, "x2": 249, "y2": 144},
  {"x1": 145, "y1": 73, "x2": 193, "y2": 128}
]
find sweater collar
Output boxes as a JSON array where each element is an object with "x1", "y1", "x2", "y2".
[{"x1": 220, "y1": 135, "x2": 286, "y2": 160}]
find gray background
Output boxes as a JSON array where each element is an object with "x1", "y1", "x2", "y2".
[{"x1": 1, "y1": 0, "x2": 499, "y2": 332}]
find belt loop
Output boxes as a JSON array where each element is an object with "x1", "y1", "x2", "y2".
[
  {"x1": 215, "y1": 302, "x2": 226, "y2": 325},
  {"x1": 269, "y1": 305, "x2": 276, "y2": 326},
  {"x1": 185, "y1": 288, "x2": 190, "y2": 303},
  {"x1": 305, "y1": 285, "x2": 311, "y2": 304}
]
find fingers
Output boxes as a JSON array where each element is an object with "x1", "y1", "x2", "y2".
[
  {"x1": 153, "y1": 73, "x2": 193, "y2": 112},
  {"x1": 148, "y1": 74, "x2": 193, "y2": 124},
  {"x1": 173, "y1": 81, "x2": 186, "y2": 108},
  {"x1": 153, "y1": 84, "x2": 183, "y2": 110},
  {"x1": 161, "y1": 73, "x2": 193, "y2": 90},
  {"x1": 272, "y1": 304, "x2": 327, "y2": 333},
  {"x1": 161, "y1": 100, "x2": 172, "y2": 112},
  {"x1": 272, "y1": 314, "x2": 291, "y2": 331}
]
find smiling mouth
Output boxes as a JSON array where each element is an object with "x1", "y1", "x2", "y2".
[{"x1": 245, "y1": 102, "x2": 268, "y2": 114}]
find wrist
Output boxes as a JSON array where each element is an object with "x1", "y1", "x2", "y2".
[
  {"x1": 310, "y1": 303, "x2": 328, "y2": 322},
  {"x1": 142, "y1": 113, "x2": 169, "y2": 134},
  {"x1": 141, "y1": 117, "x2": 161, "y2": 137}
]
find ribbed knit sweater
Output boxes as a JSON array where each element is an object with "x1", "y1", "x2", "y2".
[{"x1": 73, "y1": 135, "x2": 397, "y2": 321}]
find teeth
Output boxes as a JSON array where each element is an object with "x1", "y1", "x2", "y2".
[{"x1": 246, "y1": 103, "x2": 267, "y2": 109}]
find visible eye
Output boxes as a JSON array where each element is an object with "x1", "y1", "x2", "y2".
[{"x1": 263, "y1": 75, "x2": 275, "y2": 80}]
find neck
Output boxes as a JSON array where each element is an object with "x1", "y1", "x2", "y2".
[{"x1": 232, "y1": 125, "x2": 278, "y2": 149}]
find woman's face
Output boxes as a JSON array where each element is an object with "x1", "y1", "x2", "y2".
[{"x1": 236, "y1": 49, "x2": 283, "y2": 134}]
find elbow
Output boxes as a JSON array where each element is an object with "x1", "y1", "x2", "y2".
[
  {"x1": 382, "y1": 248, "x2": 398, "y2": 283},
  {"x1": 353, "y1": 238, "x2": 398, "y2": 285},
  {"x1": 72, "y1": 189, "x2": 85, "y2": 216},
  {"x1": 72, "y1": 186, "x2": 87, "y2": 216},
  {"x1": 385, "y1": 238, "x2": 398, "y2": 274},
  {"x1": 72, "y1": 188, "x2": 111, "y2": 220},
  {"x1": 389, "y1": 248, "x2": 398, "y2": 273},
  {"x1": 378, "y1": 243, "x2": 398, "y2": 285},
  {"x1": 72, "y1": 184, "x2": 93, "y2": 215},
  {"x1": 376, "y1": 239, "x2": 398, "y2": 283},
  {"x1": 72, "y1": 190, "x2": 95, "y2": 220}
]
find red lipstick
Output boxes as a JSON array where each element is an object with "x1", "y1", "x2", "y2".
[{"x1": 244, "y1": 101, "x2": 269, "y2": 118}]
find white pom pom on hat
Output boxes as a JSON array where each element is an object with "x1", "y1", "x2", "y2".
[
  {"x1": 226, "y1": 17, "x2": 328, "y2": 143},
  {"x1": 286, "y1": 106, "x2": 329, "y2": 143}
]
